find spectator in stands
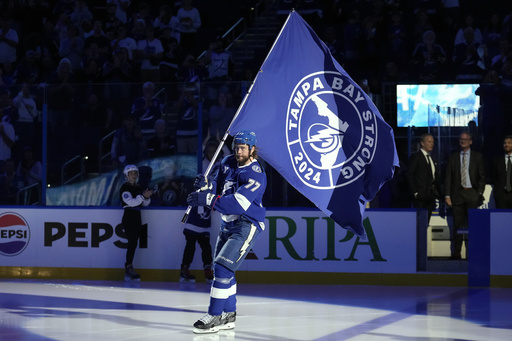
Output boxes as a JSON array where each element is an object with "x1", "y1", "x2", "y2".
[
  {"x1": 159, "y1": 28, "x2": 182, "y2": 81},
  {"x1": 103, "y1": 3, "x2": 122, "y2": 35},
  {"x1": 145, "y1": 118, "x2": 176, "y2": 159},
  {"x1": 54, "y1": 11, "x2": 72, "y2": 44},
  {"x1": 131, "y1": 81, "x2": 163, "y2": 134},
  {"x1": 452, "y1": 27, "x2": 486, "y2": 82},
  {"x1": 411, "y1": 30, "x2": 447, "y2": 82},
  {"x1": 15, "y1": 50, "x2": 39, "y2": 85},
  {"x1": 153, "y1": 5, "x2": 179, "y2": 37},
  {"x1": 134, "y1": 25, "x2": 163, "y2": 83},
  {"x1": 45, "y1": 57, "x2": 76, "y2": 157},
  {"x1": 78, "y1": 42, "x2": 107, "y2": 86},
  {"x1": 202, "y1": 38, "x2": 234, "y2": 101},
  {"x1": 131, "y1": 18, "x2": 148, "y2": 42},
  {"x1": 0, "y1": 15, "x2": 19, "y2": 70},
  {"x1": 176, "y1": 0, "x2": 202, "y2": 55},
  {"x1": 69, "y1": 0, "x2": 93, "y2": 31},
  {"x1": 208, "y1": 91, "x2": 235, "y2": 138},
  {"x1": 111, "y1": 114, "x2": 143, "y2": 168},
  {"x1": 85, "y1": 20, "x2": 111, "y2": 58},
  {"x1": 12, "y1": 83, "x2": 39, "y2": 150},
  {"x1": 386, "y1": 10, "x2": 408, "y2": 65},
  {"x1": 40, "y1": 20, "x2": 60, "y2": 61},
  {"x1": 131, "y1": 2, "x2": 154, "y2": 27},
  {"x1": 25, "y1": 32, "x2": 52, "y2": 67},
  {"x1": 489, "y1": 37, "x2": 510, "y2": 72},
  {"x1": 58, "y1": 24, "x2": 85, "y2": 72},
  {"x1": 0, "y1": 61, "x2": 15, "y2": 86},
  {"x1": 454, "y1": 13, "x2": 483, "y2": 46},
  {"x1": 17, "y1": 145, "x2": 42, "y2": 187},
  {"x1": 107, "y1": 0, "x2": 131, "y2": 24},
  {"x1": 174, "y1": 82, "x2": 199, "y2": 153},
  {"x1": 103, "y1": 47, "x2": 133, "y2": 122},
  {"x1": 153, "y1": 158, "x2": 185, "y2": 206},
  {"x1": 411, "y1": 8, "x2": 434, "y2": 45},
  {"x1": 482, "y1": 12, "x2": 504, "y2": 59},
  {"x1": 176, "y1": 54, "x2": 208, "y2": 83},
  {"x1": 382, "y1": 60, "x2": 409, "y2": 83},
  {"x1": 0, "y1": 158, "x2": 20, "y2": 204},
  {"x1": 0, "y1": 113, "x2": 15, "y2": 163},
  {"x1": 111, "y1": 24, "x2": 137, "y2": 61}
]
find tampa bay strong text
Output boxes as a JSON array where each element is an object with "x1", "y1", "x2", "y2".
[{"x1": 287, "y1": 71, "x2": 377, "y2": 189}]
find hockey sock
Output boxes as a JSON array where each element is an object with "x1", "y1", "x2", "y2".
[{"x1": 208, "y1": 263, "x2": 236, "y2": 316}]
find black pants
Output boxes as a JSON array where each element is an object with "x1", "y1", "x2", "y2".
[
  {"x1": 451, "y1": 189, "x2": 479, "y2": 257},
  {"x1": 122, "y1": 209, "x2": 142, "y2": 265},
  {"x1": 181, "y1": 230, "x2": 212, "y2": 268}
]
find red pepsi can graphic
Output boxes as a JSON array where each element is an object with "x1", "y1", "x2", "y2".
[{"x1": 0, "y1": 212, "x2": 30, "y2": 256}]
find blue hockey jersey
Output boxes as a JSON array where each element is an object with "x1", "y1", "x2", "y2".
[{"x1": 211, "y1": 155, "x2": 267, "y2": 230}]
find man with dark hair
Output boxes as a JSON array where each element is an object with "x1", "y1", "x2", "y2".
[{"x1": 491, "y1": 135, "x2": 512, "y2": 208}]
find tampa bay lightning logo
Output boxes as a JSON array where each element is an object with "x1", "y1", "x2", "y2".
[{"x1": 286, "y1": 71, "x2": 378, "y2": 189}]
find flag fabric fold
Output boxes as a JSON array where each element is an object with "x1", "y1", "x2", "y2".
[{"x1": 228, "y1": 11, "x2": 399, "y2": 239}]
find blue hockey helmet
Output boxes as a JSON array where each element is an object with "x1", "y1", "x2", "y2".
[{"x1": 232, "y1": 130, "x2": 257, "y2": 149}]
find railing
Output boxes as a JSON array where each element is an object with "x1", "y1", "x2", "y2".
[
  {"x1": 196, "y1": 0, "x2": 272, "y2": 60},
  {"x1": 17, "y1": 183, "x2": 41, "y2": 205},
  {"x1": 98, "y1": 130, "x2": 116, "y2": 175},
  {"x1": 223, "y1": 17, "x2": 247, "y2": 51},
  {"x1": 61, "y1": 155, "x2": 85, "y2": 186}
]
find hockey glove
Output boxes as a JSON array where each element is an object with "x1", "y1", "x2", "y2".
[
  {"x1": 187, "y1": 191, "x2": 216, "y2": 208},
  {"x1": 193, "y1": 174, "x2": 209, "y2": 191}
]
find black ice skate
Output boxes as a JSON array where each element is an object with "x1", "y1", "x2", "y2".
[
  {"x1": 124, "y1": 264, "x2": 141, "y2": 282},
  {"x1": 180, "y1": 264, "x2": 196, "y2": 283}
]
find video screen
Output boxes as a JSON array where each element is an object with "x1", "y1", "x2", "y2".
[{"x1": 396, "y1": 84, "x2": 480, "y2": 127}]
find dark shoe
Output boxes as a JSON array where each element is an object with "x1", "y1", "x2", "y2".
[
  {"x1": 124, "y1": 264, "x2": 141, "y2": 281},
  {"x1": 180, "y1": 264, "x2": 196, "y2": 283}
]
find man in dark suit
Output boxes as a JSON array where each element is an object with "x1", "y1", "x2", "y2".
[
  {"x1": 444, "y1": 131, "x2": 486, "y2": 259},
  {"x1": 491, "y1": 135, "x2": 512, "y2": 208},
  {"x1": 408, "y1": 133, "x2": 440, "y2": 223}
]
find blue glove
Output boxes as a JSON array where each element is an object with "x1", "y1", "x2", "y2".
[
  {"x1": 187, "y1": 191, "x2": 216, "y2": 208},
  {"x1": 193, "y1": 174, "x2": 209, "y2": 191}
]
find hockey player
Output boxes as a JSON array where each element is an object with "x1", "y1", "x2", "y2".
[
  {"x1": 180, "y1": 139, "x2": 223, "y2": 283},
  {"x1": 120, "y1": 164, "x2": 153, "y2": 281},
  {"x1": 187, "y1": 130, "x2": 267, "y2": 334}
]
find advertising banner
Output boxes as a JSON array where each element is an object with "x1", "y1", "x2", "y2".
[{"x1": 0, "y1": 208, "x2": 417, "y2": 274}]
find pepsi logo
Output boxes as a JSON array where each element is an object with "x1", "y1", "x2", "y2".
[{"x1": 0, "y1": 212, "x2": 30, "y2": 256}]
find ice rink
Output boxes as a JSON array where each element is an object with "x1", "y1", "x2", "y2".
[{"x1": 1, "y1": 279, "x2": 512, "y2": 340}]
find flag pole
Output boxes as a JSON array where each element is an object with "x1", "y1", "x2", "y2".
[{"x1": 181, "y1": 10, "x2": 295, "y2": 223}]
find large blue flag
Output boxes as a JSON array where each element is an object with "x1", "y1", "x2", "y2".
[{"x1": 228, "y1": 11, "x2": 399, "y2": 239}]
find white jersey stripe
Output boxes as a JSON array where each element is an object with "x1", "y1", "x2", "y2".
[
  {"x1": 210, "y1": 283, "x2": 237, "y2": 299},
  {"x1": 234, "y1": 192, "x2": 251, "y2": 211}
]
